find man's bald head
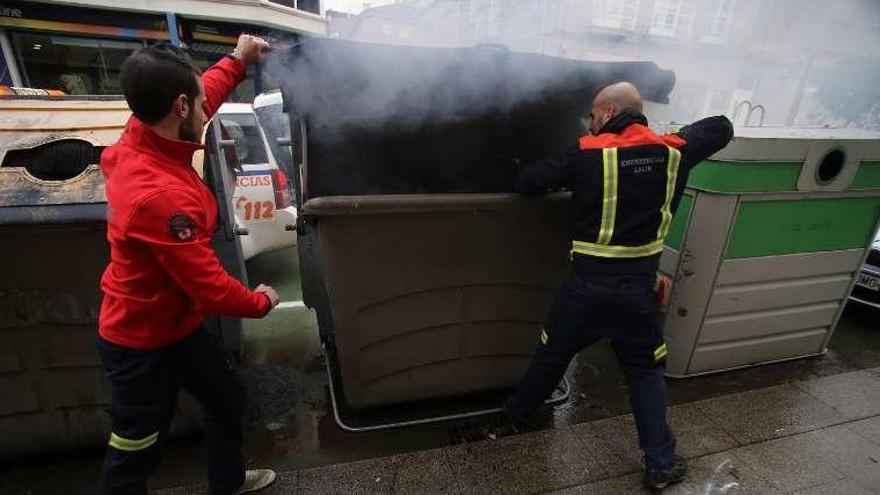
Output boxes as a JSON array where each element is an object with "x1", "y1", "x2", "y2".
[
  {"x1": 588, "y1": 82, "x2": 644, "y2": 135},
  {"x1": 594, "y1": 82, "x2": 643, "y2": 114}
]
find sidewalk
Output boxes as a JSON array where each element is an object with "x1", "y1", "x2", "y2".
[{"x1": 157, "y1": 367, "x2": 880, "y2": 494}]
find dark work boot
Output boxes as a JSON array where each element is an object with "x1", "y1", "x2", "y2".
[{"x1": 643, "y1": 455, "x2": 687, "y2": 491}]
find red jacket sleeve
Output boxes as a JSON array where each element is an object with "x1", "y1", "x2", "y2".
[
  {"x1": 125, "y1": 189, "x2": 271, "y2": 318},
  {"x1": 201, "y1": 56, "x2": 247, "y2": 120}
]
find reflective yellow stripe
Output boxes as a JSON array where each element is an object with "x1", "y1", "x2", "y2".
[
  {"x1": 656, "y1": 147, "x2": 682, "y2": 240},
  {"x1": 572, "y1": 239, "x2": 665, "y2": 258},
  {"x1": 108, "y1": 431, "x2": 159, "y2": 452},
  {"x1": 597, "y1": 147, "x2": 619, "y2": 245},
  {"x1": 540, "y1": 328, "x2": 549, "y2": 345},
  {"x1": 654, "y1": 343, "x2": 668, "y2": 361}
]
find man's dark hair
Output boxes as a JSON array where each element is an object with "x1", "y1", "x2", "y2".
[{"x1": 120, "y1": 42, "x2": 203, "y2": 124}]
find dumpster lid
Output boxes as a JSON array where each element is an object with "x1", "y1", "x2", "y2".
[
  {"x1": 270, "y1": 39, "x2": 676, "y2": 198},
  {"x1": 271, "y1": 39, "x2": 676, "y2": 129}
]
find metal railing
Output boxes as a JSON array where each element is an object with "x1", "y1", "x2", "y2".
[{"x1": 732, "y1": 100, "x2": 766, "y2": 127}]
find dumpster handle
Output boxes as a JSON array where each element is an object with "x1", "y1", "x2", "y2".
[{"x1": 322, "y1": 343, "x2": 571, "y2": 433}]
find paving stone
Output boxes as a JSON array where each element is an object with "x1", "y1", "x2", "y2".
[
  {"x1": 794, "y1": 371, "x2": 880, "y2": 419},
  {"x1": 730, "y1": 434, "x2": 846, "y2": 493},
  {"x1": 394, "y1": 449, "x2": 461, "y2": 494},
  {"x1": 296, "y1": 455, "x2": 401, "y2": 494},
  {"x1": 666, "y1": 403, "x2": 739, "y2": 459},
  {"x1": 553, "y1": 452, "x2": 782, "y2": 495},
  {"x1": 445, "y1": 426, "x2": 607, "y2": 494},
  {"x1": 566, "y1": 404, "x2": 738, "y2": 480},
  {"x1": 672, "y1": 452, "x2": 783, "y2": 495},
  {"x1": 569, "y1": 416, "x2": 643, "y2": 477},
  {"x1": 847, "y1": 416, "x2": 880, "y2": 446},
  {"x1": 790, "y1": 478, "x2": 877, "y2": 495},
  {"x1": 692, "y1": 384, "x2": 847, "y2": 444},
  {"x1": 261, "y1": 470, "x2": 299, "y2": 495},
  {"x1": 549, "y1": 473, "x2": 650, "y2": 494},
  {"x1": 801, "y1": 424, "x2": 880, "y2": 489},
  {"x1": 152, "y1": 470, "x2": 299, "y2": 495},
  {"x1": 863, "y1": 366, "x2": 880, "y2": 388}
]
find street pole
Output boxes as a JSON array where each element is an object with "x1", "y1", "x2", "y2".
[{"x1": 165, "y1": 11, "x2": 181, "y2": 47}]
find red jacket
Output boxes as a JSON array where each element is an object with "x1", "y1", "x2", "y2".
[{"x1": 99, "y1": 56, "x2": 270, "y2": 350}]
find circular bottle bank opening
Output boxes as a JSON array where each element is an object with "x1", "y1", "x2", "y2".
[{"x1": 815, "y1": 148, "x2": 845, "y2": 185}]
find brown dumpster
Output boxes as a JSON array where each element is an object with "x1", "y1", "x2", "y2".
[{"x1": 273, "y1": 39, "x2": 676, "y2": 408}]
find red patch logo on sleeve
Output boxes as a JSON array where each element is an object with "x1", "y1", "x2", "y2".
[{"x1": 168, "y1": 213, "x2": 197, "y2": 241}]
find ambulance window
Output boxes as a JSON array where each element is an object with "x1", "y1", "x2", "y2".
[
  {"x1": 218, "y1": 114, "x2": 269, "y2": 165},
  {"x1": 254, "y1": 102, "x2": 293, "y2": 165}
]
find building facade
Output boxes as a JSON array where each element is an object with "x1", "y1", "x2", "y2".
[{"x1": 0, "y1": 0, "x2": 326, "y2": 101}]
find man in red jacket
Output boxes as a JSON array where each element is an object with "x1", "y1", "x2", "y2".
[{"x1": 97, "y1": 35, "x2": 279, "y2": 494}]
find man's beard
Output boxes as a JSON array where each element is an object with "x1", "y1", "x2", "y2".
[{"x1": 179, "y1": 111, "x2": 200, "y2": 143}]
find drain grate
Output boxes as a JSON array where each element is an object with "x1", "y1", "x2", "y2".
[{"x1": 447, "y1": 414, "x2": 510, "y2": 444}]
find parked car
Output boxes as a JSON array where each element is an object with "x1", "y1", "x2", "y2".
[
  {"x1": 851, "y1": 231, "x2": 880, "y2": 309},
  {"x1": 216, "y1": 102, "x2": 296, "y2": 260}
]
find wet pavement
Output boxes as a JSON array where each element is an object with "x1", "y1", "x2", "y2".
[
  {"x1": 156, "y1": 367, "x2": 880, "y2": 494},
  {"x1": 1, "y1": 246, "x2": 879, "y2": 494}
]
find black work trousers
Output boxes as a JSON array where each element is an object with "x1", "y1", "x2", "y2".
[
  {"x1": 96, "y1": 328, "x2": 245, "y2": 495},
  {"x1": 506, "y1": 272, "x2": 677, "y2": 471}
]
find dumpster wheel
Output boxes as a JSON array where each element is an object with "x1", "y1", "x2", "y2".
[{"x1": 321, "y1": 342, "x2": 571, "y2": 433}]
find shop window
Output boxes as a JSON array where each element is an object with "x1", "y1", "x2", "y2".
[{"x1": 11, "y1": 32, "x2": 142, "y2": 94}]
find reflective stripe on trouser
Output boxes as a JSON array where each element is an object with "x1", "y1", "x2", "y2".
[
  {"x1": 654, "y1": 343, "x2": 668, "y2": 362},
  {"x1": 572, "y1": 145, "x2": 682, "y2": 259},
  {"x1": 108, "y1": 431, "x2": 159, "y2": 452}
]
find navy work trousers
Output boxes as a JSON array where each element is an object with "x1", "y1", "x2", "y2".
[
  {"x1": 506, "y1": 272, "x2": 677, "y2": 470},
  {"x1": 96, "y1": 328, "x2": 245, "y2": 495}
]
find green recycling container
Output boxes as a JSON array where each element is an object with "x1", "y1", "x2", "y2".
[{"x1": 660, "y1": 127, "x2": 880, "y2": 376}]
